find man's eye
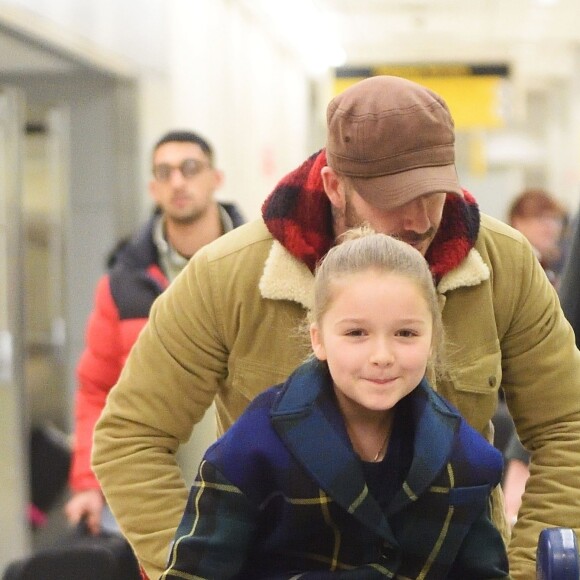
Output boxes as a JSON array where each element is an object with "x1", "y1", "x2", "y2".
[{"x1": 181, "y1": 159, "x2": 204, "y2": 177}]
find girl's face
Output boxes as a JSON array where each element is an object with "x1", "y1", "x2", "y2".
[{"x1": 310, "y1": 270, "x2": 433, "y2": 420}]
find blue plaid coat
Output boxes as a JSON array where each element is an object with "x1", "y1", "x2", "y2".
[{"x1": 162, "y1": 360, "x2": 508, "y2": 579}]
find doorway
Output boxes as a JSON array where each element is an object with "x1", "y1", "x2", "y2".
[{"x1": 0, "y1": 18, "x2": 140, "y2": 570}]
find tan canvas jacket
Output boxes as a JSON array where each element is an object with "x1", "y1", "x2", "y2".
[{"x1": 92, "y1": 214, "x2": 580, "y2": 580}]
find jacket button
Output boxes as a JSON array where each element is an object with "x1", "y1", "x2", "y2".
[{"x1": 488, "y1": 376, "x2": 497, "y2": 387}]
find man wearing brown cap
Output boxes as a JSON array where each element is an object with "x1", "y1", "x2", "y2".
[{"x1": 92, "y1": 76, "x2": 580, "y2": 580}]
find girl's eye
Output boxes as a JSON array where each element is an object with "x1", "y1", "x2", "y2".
[
  {"x1": 345, "y1": 329, "x2": 366, "y2": 337},
  {"x1": 397, "y1": 329, "x2": 419, "y2": 338}
]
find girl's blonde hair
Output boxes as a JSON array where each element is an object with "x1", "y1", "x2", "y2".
[{"x1": 310, "y1": 227, "x2": 445, "y2": 377}]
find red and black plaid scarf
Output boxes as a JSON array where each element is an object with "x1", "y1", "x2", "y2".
[{"x1": 262, "y1": 149, "x2": 480, "y2": 284}]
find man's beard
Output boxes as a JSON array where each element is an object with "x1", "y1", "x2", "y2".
[
  {"x1": 331, "y1": 197, "x2": 366, "y2": 232},
  {"x1": 335, "y1": 197, "x2": 436, "y2": 246},
  {"x1": 166, "y1": 204, "x2": 205, "y2": 226}
]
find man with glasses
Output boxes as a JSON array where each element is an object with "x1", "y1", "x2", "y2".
[{"x1": 65, "y1": 130, "x2": 244, "y2": 538}]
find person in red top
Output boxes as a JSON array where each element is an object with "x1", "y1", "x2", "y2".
[{"x1": 64, "y1": 130, "x2": 244, "y2": 535}]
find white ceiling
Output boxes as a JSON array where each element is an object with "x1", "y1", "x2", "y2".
[
  {"x1": 317, "y1": 0, "x2": 580, "y2": 84},
  {"x1": 0, "y1": 28, "x2": 75, "y2": 73},
  {"x1": 0, "y1": 5, "x2": 134, "y2": 77},
  {"x1": 2, "y1": 0, "x2": 580, "y2": 85}
]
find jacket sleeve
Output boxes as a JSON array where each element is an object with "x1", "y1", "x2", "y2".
[
  {"x1": 497, "y1": 233, "x2": 580, "y2": 578},
  {"x1": 161, "y1": 460, "x2": 257, "y2": 579},
  {"x1": 69, "y1": 275, "x2": 124, "y2": 492},
  {"x1": 92, "y1": 251, "x2": 225, "y2": 580},
  {"x1": 449, "y1": 496, "x2": 510, "y2": 579}
]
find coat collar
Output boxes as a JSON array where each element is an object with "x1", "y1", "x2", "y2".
[
  {"x1": 261, "y1": 149, "x2": 481, "y2": 282},
  {"x1": 270, "y1": 360, "x2": 461, "y2": 542},
  {"x1": 259, "y1": 239, "x2": 490, "y2": 310}
]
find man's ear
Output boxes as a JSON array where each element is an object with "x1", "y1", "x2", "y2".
[
  {"x1": 148, "y1": 179, "x2": 160, "y2": 205},
  {"x1": 212, "y1": 168, "x2": 225, "y2": 190},
  {"x1": 310, "y1": 323, "x2": 327, "y2": 361},
  {"x1": 321, "y1": 166, "x2": 345, "y2": 208}
]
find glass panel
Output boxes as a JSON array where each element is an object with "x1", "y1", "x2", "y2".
[
  {"x1": 0, "y1": 85, "x2": 31, "y2": 568},
  {"x1": 23, "y1": 107, "x2": 70, "y2": 433}
]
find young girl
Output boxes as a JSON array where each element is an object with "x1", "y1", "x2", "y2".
[{"x1": 161, "y1": 230, "x2": 509, "y2": 579}]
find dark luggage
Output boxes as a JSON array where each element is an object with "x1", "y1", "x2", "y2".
[
  {"x1": 29, "y1": 425, "x2": 71, "y2": 517},
  {"x1": 2, "y1": 523, "x2": 141, "y2": 580}
]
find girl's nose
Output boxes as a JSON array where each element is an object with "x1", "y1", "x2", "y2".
[{"x1": 370, "y1": 339, "x2": 394, "y2": 366}]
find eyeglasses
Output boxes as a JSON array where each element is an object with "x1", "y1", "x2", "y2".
[{"x1": 152, "y1": 158, "x2": 211, "y2": 182}]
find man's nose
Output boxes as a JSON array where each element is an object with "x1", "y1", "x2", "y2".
[
  {"x1": 402, "y1": 197, "x2": 430, "y2": 232},
  {"x1": 168, "y1": 167, "x2": 186, "y2": 186}
]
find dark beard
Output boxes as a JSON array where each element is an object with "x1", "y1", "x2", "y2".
[
  {"x1": 334, "y1": 197, "x2": 435, "y2": 245},
  {"x1": 331, "y1": 197, "x2": 366, "y2": 231},
  {"x1": 344, "y1": 197, "x2": 366, "y2": 229}
]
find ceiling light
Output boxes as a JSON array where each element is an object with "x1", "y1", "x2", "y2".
[{"x1": 251, "y1": 0, "x2": 346, "y2": 74}]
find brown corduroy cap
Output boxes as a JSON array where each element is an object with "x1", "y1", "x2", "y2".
[{"x1": 326, "y1": 75, "x2": 463, "y2": 209}]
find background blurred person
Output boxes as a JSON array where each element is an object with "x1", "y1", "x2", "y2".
[
  {"x1": 499, "y1": 190, "x2": 570, "y2": 527},
  {"x1": 65, "y1": 129, "x2": 245, "y2": 538},
  {"x1": 507, "y1": 188, "x2": 569, "y2": 286}
]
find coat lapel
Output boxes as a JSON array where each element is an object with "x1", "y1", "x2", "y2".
[
  {"x1": 389, "y1": 380, "x2": 461, "y2": 514},
  {"x1": 270, "y1": 361, "x2": 397, "y2": 545},
  {"x1": 270, "y1": 364, "x2": 462, "y2": 545}
]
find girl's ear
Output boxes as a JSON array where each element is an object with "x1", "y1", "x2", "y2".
[{"x1": 310, "y1": 323, "x2": 327, "y2": 361}]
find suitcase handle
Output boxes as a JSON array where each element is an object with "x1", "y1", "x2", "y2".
[{"x1": 537, "y1": 527, "x2": 580, "y2": 580}]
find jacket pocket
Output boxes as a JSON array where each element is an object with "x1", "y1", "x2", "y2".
[
  {"x1": 441, "y1": 345, "x2": 502, "y2": 432},
  {"x1": 450, "y1": 347, "x2": 502, "y2": 395}
]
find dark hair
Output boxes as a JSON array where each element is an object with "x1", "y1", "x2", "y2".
[
  {"x1": 153, "y1": 130, "x2": 215, "y2": 165},
  {"x1": 508, "y1": 189, "x2": 567, "y2": 224}
]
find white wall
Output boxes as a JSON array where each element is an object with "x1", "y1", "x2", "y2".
[
  {"x1": 6, "y1": 0, "x2": 314, "y2": 221},
  {"x1": 165, "y1": 0, "x2": 311, "y2": 220}
]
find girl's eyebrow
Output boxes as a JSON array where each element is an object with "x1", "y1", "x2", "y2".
[
  {"x1": 337, "y1": 317, "x2": 428, "y2": 324},
  {"x1": 334, "y1": 317, "x2": 368, "y2": 325}
]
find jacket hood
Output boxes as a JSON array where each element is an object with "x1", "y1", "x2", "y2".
[
  {"x1": 262, "y1": 149, "x2": 480, "y2": 283},
  {"x1": 108, "y1": 212, "x2": 159, "y2": 271}
]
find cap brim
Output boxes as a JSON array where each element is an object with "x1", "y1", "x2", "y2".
[{"x1": 349, "y1": 164, "x2": 463, "y2": 210}]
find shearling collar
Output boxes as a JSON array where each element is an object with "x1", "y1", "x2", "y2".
[
  {"x1": 259, "y1": 148, "x2": 490, "y2": 308},
  {"x1": 259, "y1": 239, "x2": 490, "y2": 310}
]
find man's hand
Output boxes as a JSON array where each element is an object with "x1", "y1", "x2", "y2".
[{"x1": 64, "y1": 488, "x2": 105, "y2": 535}]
